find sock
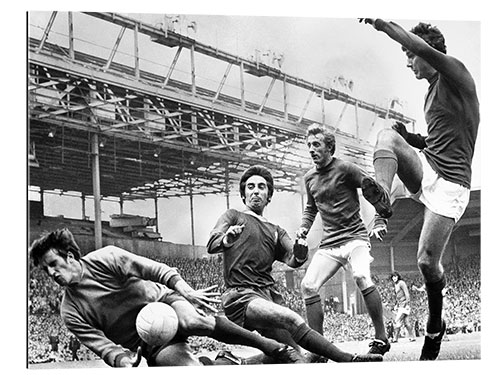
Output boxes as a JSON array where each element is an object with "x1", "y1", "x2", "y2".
[
  {"x1": 361, "y1": 285, "x2": 387, "y2": 342},
  {"x1": 406, "y1": 321, "x2": 415, "y2": 339},
  {"x1": 394, "y1": 327, "x2": 400, "y2": 341},
  {"x1": 210, "y1": 315, "x2": 280, "y2": 355},
  {"x1": 425, "y1": 277, "x2": 446, "y2": 334},
  {"x1": 304, "y1": 295, "x2": 324, "y2": 335},
  {"x1": 291, "y1": 323, "x2": 352, "y2": 362},
  {"x1": 373, "y1": 149, "x2": 398, "y2": 193}
]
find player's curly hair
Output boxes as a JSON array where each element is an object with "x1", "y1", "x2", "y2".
[
  {"x1": 239, "y1": 165, "x2": 274, "y2": 204},
  {"x1": 306, "y1": 123, "x2": 336, "y2": 155},
  {"x1": 391, "y1": 271, "x2": 403, "y2": 281},
  {"x1": 30, "y1": 228, "x2": 81, "y2": 266},
  {"x1": 409, "y1": 22, "x2": 447, "y2": 54}
]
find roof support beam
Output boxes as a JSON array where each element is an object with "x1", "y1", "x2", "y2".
[
  {"x1": 213, "y1": 62, "x2": 232, "y2": 103},
  {"x1": 68, "y1": 12, "x2": 75, "y2": 59},
  {"x1": 134, "y1": 23, "x2": 140, "y2": 79},
  {"x1": 36, "y1": 11, "x2": 58, "y2": 53},
  {"x1": 298, "y1": 90, "x2": 314, "y2": 124},
  {"x1": 320, "y1": 90, "x2": 325, "y2": 125},
  {"x1": 163, "y1": 46, "x2": 183, "y2": 87},
  {"x1": 239, "y1": 61, "x2": 246, "y2": 109},
  {"x1": 104, "y1": 26, "x2": 126, "y2": 71},
  {"x1": 91, "y1": 132, "x2": 103, "y2": 248},
  {"x1": 190, "y1": 44, "x2": 196, "y2": 96},
  {"x1": 258, "y1": 78, "x2": 276, "y2": 114},
  {"x1": 84, "y1": 12, "x2": 415, "y2": 124},
  {"x1": 283, "y1": 77, "x2": 288, "y2": 122}
]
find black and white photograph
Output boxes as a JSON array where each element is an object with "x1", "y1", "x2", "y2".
[{"x1": 20, "y1": 2, "x2": 495, "y2": 374}]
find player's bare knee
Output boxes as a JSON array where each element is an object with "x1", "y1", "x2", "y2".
[
  {"x1": 290, "y1": 316, "x2": 306, "y2": 331},
  {"x1": 352, "y1": 272, "x2": 371, "y2": 289},
  {"x1": 177, "y1": 314, "x2": 211, "y2": 335},
  {"x1": 417, "y1": 256, "x2": 440, "y2": 279},
  {"x1": 376, "y1": 128, "x2": 398, "y2": 148},
  {"x1": 175, "y1": 315, "x2": 195, "y2": 333},
  {"x1": 417, "y1": 257, "x2": 430, "y2": 273},
  {"x1": 300, "y1": 278, "x2": 319, "y2": 297},
  {"x1": 282, "y1": 309, "x2": 306, "y2": 330}
]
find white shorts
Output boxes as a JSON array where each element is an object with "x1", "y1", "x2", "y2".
[
  {"x1": 315, "y1": 239, "x2": 373, "y2": 276},
  {"x1": 395, "y1": 306, "x2": 411, "y2": 326},
  {"x1": 412, "y1": 152, "x2": 470, "y2": 222}
]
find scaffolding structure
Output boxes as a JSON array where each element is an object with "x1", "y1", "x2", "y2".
[{"x1": 28, "y1": 12, "x2": 416, "y2": 245}]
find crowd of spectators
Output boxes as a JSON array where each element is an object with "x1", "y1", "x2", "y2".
[
  {"x1": 152, "y1": 255, "x2": 226, "y2": 292},
  {"x1": 374, "y1": 254, "x2": 481, "y2": 337},
  {"x1": 28, "y1": 252, "x2": 480, "y2": 364},
  {"x1": 28, "y1": 264, "x2": 99, "y2": 363},
  {"x1": 444, "y1": 255, "x2": 481, "y2": 333}
]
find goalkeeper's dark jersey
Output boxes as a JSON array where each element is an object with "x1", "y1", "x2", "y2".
[{"x1": 61, "y1": 246, "x2": 180, "y2": 366}]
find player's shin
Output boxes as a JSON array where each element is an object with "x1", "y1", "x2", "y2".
[
  {"x1": 362, "y1": 286, "x2": 387, "y2": 342},
  {"x1": 425, "y1": 277, "x2": 446, "y2": 334},
  {"x1": 209, "y1": 315, "x2": 283, "y2": 355},
  {"x1": 373, "y1": 149, "x2": 398, "y2": 194},
  {"x1": 305, "y1": 295, "x2": 324, "y2": 335},
  {"x1": 291, "y1": 323, "x2": 353, "y2": 362}
]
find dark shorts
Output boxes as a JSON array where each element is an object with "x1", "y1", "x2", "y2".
[
  {"x1": 221, "y1": 285, "x2": 285, "y2": 328},
  {"x1": 141, "y1": 292, "x2": 190, "y2": 366}
]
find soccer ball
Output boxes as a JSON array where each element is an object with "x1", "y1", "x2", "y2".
[{"x1": 136, "y1": 302, "x2": 179, "y2": 346}]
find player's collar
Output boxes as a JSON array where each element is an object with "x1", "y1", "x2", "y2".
[
  {"x1": 242, "y1": 209, "x2": 268, "y2": 222},
  {"x1": 71, "y1": 262, "x2": 85, "y2": 285},
  {"x1": 315, "y1": 156, "x2": 335, "y2": 171}
]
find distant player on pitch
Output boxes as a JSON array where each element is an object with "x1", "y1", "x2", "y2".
[
  {"x1": 29, "y1": 229, "x2": 303, "y2": 367},
  {"x1": 359, "y1": 18, "x2": 479, "y2": 360},
  {"x1": 297, "y1": 124, "x2": 390, "y2": 356},
  {"x1": 390, "y1": 272, "x2": 416, "y2": 343},
  {"x1": 207, "y1": 165, "x2": 383, "y2": 363}
]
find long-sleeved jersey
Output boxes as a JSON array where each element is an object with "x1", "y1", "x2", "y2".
[
  {"x1": 60, "y1": 246, "x2": 181, "y2": 367},
  {"x1": 207, "y1": 209, "x2": 301, "y2": 288},
  {"x1": 301, "y1": 158, "x2": 369, "y2": 249},
  {"x1": 374, "y1": 19, "x2": 480, "y2": 189}
]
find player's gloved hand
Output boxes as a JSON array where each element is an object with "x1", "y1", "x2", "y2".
[
  {"x1": 293, "y1": 238, "x2": 309, "y2": 262},
  {"x1": 392, "y1": 121, "x2": 409, "y2": 140},
  {"x1": 369, "y1": 215, "x2": 388, "y2": 241}
]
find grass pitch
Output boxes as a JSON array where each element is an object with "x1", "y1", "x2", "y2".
[{"x1": 28, "y1": 332, "x2": 480, "y2": 370}]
